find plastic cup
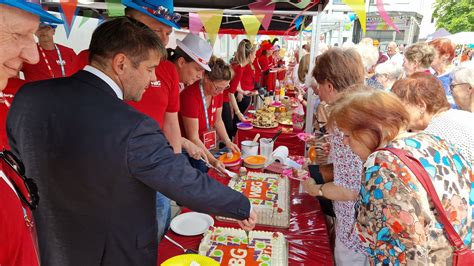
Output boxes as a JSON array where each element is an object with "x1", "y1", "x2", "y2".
[{"x1": 259, "y1": 138, "x2": 274, "y2": 163}]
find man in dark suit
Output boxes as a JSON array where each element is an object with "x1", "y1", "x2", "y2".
[{"x1": 6, "y1": 17, "x2": 256, "y2": 266}]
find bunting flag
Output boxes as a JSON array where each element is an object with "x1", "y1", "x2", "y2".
[
  {"x1": 59, "y1": 0, "x2": 79, "y2": 38},
  {"x1": 376, "y1": 0, "x2": 400, "y2": 33},
  {"x1": 230, "y1": 34, "x2": 238, "y2": 39},
  {"x1": 197, "y1": 10, "x2": 223, "y2": 47},
  {"x1": 269, "y1": 0, "x2": 312, "y2": 9},
  {"x1": 342, "y1": 0, "x2": 366, "y2": 33},
  {"x1": 240, "y1": 15, "x2": 263, "y2": 43},
  {"x1": 79, "y1": 10, "x2": 94, "y2": 28},
  {"x1": 106, "y1": 0, "x2": 125, "y2": 17},
  {"x1": 248, "y1": 0, "x2": 275, "y2": 31},
  {"x1": 189, "y1": 13, "x2": 203, "y2": 35}
]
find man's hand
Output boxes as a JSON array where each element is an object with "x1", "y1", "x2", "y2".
[
  {"x1": 237, "y1": 208, "x2": 257, "y2": 231},
  {"x1": 211, "y1": 158, "x2": 226, "y2": 173},
  {"x1": 182, "y1": 139, "x2": 207, "y2": 161}
]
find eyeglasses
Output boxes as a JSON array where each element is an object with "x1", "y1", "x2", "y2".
[
  {"x1": 449, "y1": 83, "x2": 470, "y2": 94},
  {"x1": 144, "y1": 5, "x2": 181, "y2": 23},
  {"x1": 211, "y1": 80, "x2": 230, "y2": 91},
  {"x1": 0, "y1": 150, "x2": 39, "y2": 210}
]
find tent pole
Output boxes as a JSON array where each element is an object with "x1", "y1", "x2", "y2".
[{"x1": 304, "y1": 3, "x2": 323, "y2": 138}]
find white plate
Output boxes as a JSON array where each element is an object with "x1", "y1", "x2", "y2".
[{"x1": 170, "y1": 212, "x2": 214, "y2": 236}]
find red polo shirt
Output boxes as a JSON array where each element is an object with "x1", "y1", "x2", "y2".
[
  {"x1": 22, "y1": 44, "x2": 77, "y2": 82},
  {"x1": 0, "y1": 165, "x2": 39, "y2": 266},
  {"x1": 70, "y1": 49, "x2": 90, "y2": 75},
  {"x1": 240, "y1": 64, "x2": 256, "y2": 91},
  {"x1": 179, "y1": 81, "x2": 223, "y2": 140},
  {"x1": 223, "y1": 63, "x2": 243, "y2": 103},
  {"x1": 127, "y1": 61, "x2": 180, "y2": 126},
  {"x1": 1, "y1": 78, "x2": 26, "y2": 150}
]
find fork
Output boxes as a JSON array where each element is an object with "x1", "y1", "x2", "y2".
[{"x1": 164, "y1": 235, "x2": 198, "y2": 254}]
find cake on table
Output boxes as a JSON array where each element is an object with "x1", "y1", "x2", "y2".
[
  {"x1": 199, "y1": 226, "x2": 287, "y2": 266},
  {"x1": 218, "y1": 172, "x2": 290, "y2": 228}
]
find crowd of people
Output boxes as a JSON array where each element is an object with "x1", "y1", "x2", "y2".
[{"x1": 0, "y1": 0, "x2": 473, "y2": 265}]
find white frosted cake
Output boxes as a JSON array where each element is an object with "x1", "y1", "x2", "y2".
[
  {"x1": 199, "y1": 226, "x2": 288, "y2": 266},
  {"x1": 220, "y1": 172, "x2": 290, "y2": 228}
]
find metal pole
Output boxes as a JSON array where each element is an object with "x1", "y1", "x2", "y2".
[{"x1": 304, "y1": 4, "x2": 322, "y2": 136}]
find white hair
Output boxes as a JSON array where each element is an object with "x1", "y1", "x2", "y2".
[
  {"x1": 375, "y1": 61, "x2": 404, "y2": 81},
  {"x1": 354, "y1": 44, "x2": 379, "y2": 72},
  {"x1": 342, "y1": 41, "x2": 355, "y2": 49},
  {"x1": 451, "y1": 61, "x2": 474, "y2": 87}
]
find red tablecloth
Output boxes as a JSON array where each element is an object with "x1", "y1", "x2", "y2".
[
  {"x1": 235, "y1": 125, "x2": 305, "y2": 156},
  {"x1": 157, "y1": 171, "x2": 334, "y2": 265}
]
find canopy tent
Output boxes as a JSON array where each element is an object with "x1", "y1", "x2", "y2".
[
  {"x1": 41, "y1": 0, "x2": 329, "y2": 36},
  {"x1": 446, "y1": 32, "x2": 474, "y2": 45},
  {"x1": 424, "y1": 28, "x2": 451, "y2": 41}
]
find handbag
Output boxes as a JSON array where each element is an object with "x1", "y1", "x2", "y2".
[{"x1": 378, "y1": 148, "x2": 474, "y2": 266}]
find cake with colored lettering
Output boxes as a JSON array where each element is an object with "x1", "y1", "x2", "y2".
[
  {"x1": 220, "y1": 172, "x2": 290, "y2": 228},
  {"x1": 199, "y1": 226, "x2": 287, "y2": 266}
]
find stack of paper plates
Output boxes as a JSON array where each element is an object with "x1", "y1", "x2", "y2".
[
  {"x1": 243, "y1": 155, "x2": 266, "y2": 169},
  {"x1": 218, "y1": 152, "x2": 242, "y2": 168}
]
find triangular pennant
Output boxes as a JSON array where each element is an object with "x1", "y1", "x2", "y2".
[
  {"x1": 249, "y1": 0, "x2": 275, "y2": 31},
  {"x1": 106, "y1": 0, "x2": 125, "y2": 17},
  {"x1": 376, "y1": 0, "x2": 400, "y2": 33},
  {"x1": 79, "y1": 10, "x2": 94, "y2": 28},
  {"x1": 230, "y1": 34, "x2": 238, "y2": 39},
  {"x1": 189, "y1": 12, "x2": 203, "y2": 35},
  {"x1": 269, "y1": 0, "x2": 311, "y2": 9},
  {"x1": 197, "y1": 10, "x2": 223, "y2": 47},
  {"x1": 342, "y1": 0, "x2": 366, "y2": 33},
  {"x1": 59, "y1": 0, "x2": 78, "y2": 33},
  {"x1": 240, "y1": 15, "x2": 263, "y2": 43}
]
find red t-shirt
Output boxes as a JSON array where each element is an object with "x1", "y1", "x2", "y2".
[
  {"x1": 127, "y1": 61, "x2": 180, "y2": 127},
  {"x1": 179, "y1": 81, "x2": 223, "y2": 140},
  {"x1": 223, "y1": 63, "x2": 243, "y2": 103},
  {"x1": 258, "y1": 55, "x2": 270, "y2": 72},
  {"x1": 1, "y1": 78, "x2": 26, "y2": 150},
  {"x1": 22, "y1": 44, "x2": 77, "y2": 82},
  {"x1": 240, "y1": 64, "x2": 256, "y2": 91},
  {"x1": 0, "y1": 165, "x2": 39, "y2": 266},
  {"x1": 70, "y1": 49, "x2": 90, "y2": 75}
]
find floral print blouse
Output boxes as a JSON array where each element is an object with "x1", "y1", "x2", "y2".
[{"x1": 355, "y1": 132, "x2": 473, "y2": 265}]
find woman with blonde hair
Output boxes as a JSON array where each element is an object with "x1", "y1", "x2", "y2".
[
  {"x1": 329, "y1": 87, "x2": 472, "y2": 265},
  {"x1": 180, "y1": 57, "x2": 240, "y2": 173},
  {"x1": 403, "y1": 43, "x2": 436, "y2": 76}
]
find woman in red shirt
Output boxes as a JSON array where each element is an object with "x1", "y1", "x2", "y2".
[
  {"x1": 180, "y1": 57, "x2": 240, "y2": 173},
  {"x1": 258, "y1": 48, "x2": 271, "y2": 90},
  {"x1": 222, "y1": 39, "x2": 256, "y2": 137}
]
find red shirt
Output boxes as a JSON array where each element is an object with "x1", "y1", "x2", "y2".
[
  {"x1": 70, "y1": 49, "x2": 89, "y2": 75},
  {"x1": 223, "y1": 63, "x2": 243, "y2": 103},
  {"x1": 127, "y1": 61, "x2": 180, "y2": 126},
  {"x1": 240, "y1": 64, "x2": 256, "y2": 91},
  {"x1": 1, "y1": 78, "x2": 26, "y2": 150},
  {"x1": 258, "y1": 55, "x2": 270, "y2": 72},
  {"x1": 179, "y1": 81, "x2": 223, "y2": 140},
  {"x1": 0, "y1": 165, "x2": 39, "y2": 266},
  {"x1": 22, "y1": 44, "x2": 77, "y2": 82}
]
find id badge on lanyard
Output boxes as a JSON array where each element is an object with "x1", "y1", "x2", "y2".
[{"x1": 200, "y1": 81, "x2": 217, "y2": 150}]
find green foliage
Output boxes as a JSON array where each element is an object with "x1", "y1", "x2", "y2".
[{"x1": 432, "y1": 0, "x2": 474, "y2": 33}]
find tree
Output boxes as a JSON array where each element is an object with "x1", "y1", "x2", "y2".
[{"x1": 432, "y1": 0, "x2": 474, "y2": 33}]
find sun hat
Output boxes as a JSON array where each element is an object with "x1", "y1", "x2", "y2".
[
  {"x1": 122, "y1": 0, "x2": 181, "y2": 29},
  {"x1": 176, "y1": 33, "x2": 213, "y2": 71},
  {"x1": 0, "y1": 0, "x2": 63, "y2": 24}
]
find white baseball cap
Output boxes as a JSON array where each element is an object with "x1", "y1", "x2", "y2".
[{"x1": 176, "y1": 33, "x2": 213, "y2": 71}]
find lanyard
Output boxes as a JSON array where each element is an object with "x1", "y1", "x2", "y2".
[
  {"x1": 38, "y1": 44, "x2": 66, "y2": 78},
  {"x1": 199, "y1": 81, "x2": 215, "y2": 130}
]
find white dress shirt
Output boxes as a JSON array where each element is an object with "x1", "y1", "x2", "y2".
[{"x1": 84, "y1": 65, "x2": 124, "y2": 100}]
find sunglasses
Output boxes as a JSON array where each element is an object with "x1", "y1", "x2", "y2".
[
  {"x1": 0, "y1": 150, "x2": 39, "y2": 210},
  {"x1": 144, "y1": 5, "x2": 181, "y2": 23}
]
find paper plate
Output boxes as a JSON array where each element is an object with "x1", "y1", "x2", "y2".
[
  {"x1": 224, "y1": 159, "x2": 242, "y2": 168},
  {"x1": 244, "y1": 155, "x2": 266, "y2": 166},
  {"x1": 237, "y1": 122, "x2": 253, "y2": 130},
  {"x1": 218, "y1": 152, "x2": 241, "y2": 164},
  {"x1": 170, "y1": 212, "x2": 214, "y2": 236},
  {"x1": 161, "y1": 254, "x2": 219, "y2": 266}
]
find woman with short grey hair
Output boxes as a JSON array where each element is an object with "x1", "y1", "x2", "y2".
[
  {"x1": 374, "y1": 61, "x2": 404, "y2": 91},
  {"x1": 450, "y1": 61, "x2": 474, "y2": 112}
]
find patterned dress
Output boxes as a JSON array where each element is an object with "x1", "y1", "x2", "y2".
[{"x1": 355, "y1": 133, "x2": 473, "y2": 265}]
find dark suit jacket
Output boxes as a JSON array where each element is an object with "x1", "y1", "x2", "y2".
[{"x1": 6, "y1": 70, "x2": 251, "y2": 266}]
